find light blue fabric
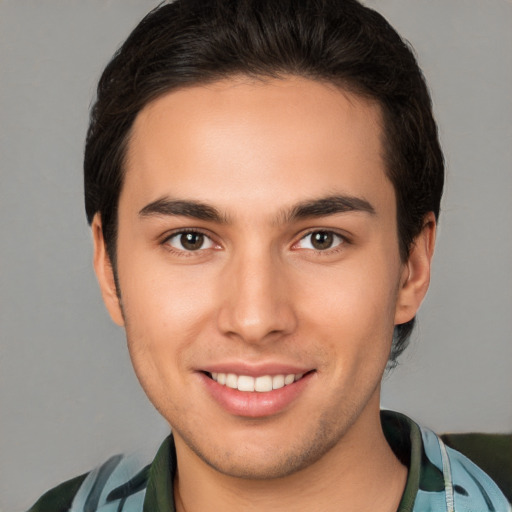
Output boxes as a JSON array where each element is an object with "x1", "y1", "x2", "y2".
[
  {"x1": 412, "y1": 425, "x2": 511, "y2": 512},
  {"x1": 31, "y1": 413, "x2": 511, "y2": 512},
  {"x1": 70, "y1": 454, "x2": 147, "y2": 512}
]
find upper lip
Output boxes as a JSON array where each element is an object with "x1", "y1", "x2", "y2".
[{"x1": 199, "y1": 362, "x2": 314, "y2": 377}]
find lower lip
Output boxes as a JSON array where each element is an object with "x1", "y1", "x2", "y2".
[{"x1": 200, "y1": 372, "x2": 314, "y2": 418}]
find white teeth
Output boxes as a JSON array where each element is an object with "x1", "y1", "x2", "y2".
[
  {"x1": 284, "y1": 374, "x2": 295, "y2": 385},
  {"x1": 225, "y1": 373, "x2": 238, "y2": 389},
  {"x1": 210, "y1": 372, "x2": 306, "y2": 392},
  {"x1": 272, "y1": 374, "x2": 285, "y2": 390},
  {"x1": 254, "y1": 375, "x2": 273, "y2": 392},
  {"x1": 237, "y1": 375, "x2": 255, "y2": 392}
]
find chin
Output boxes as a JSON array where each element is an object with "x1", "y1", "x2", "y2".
[{"x1": 176, "y1": 411, "x2": 348, "y2": 481}]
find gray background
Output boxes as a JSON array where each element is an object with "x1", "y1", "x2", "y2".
[{"x1": 1, "y1": 1, "x2": 511, "y2": 510}]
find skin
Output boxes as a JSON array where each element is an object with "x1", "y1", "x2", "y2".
[{"x1": 93, "y1": 76, "x2": 435, "y2": 511}]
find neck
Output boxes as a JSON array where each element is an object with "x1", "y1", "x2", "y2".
[{"x1": 173, "y1": 397, "x2": 407, "y2": 512}]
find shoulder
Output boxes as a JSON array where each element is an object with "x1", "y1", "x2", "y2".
[
  {"x1": 416, "y1": 425, "x2": 511, "y2": 512},
  {"x1": 27, "y1": 454, "x2": 150, "y2": 512},
  {"x1": 27, "y1": 473, "x2": 88, "y2": 512},
  {"x1": 441, "y1": 431, "x2": 512, "y2": 504}
]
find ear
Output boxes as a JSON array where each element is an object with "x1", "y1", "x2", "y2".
[
  {"x1": 92, "y1": 213, "x2": 125, "y2": 326},
  {"x1": 394, "y1": 212, "x2": 436, "y2": 325}
]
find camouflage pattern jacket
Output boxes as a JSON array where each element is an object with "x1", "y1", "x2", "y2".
[{"x1": 28, "y1": 411, "x2": 511, "y2": 512}]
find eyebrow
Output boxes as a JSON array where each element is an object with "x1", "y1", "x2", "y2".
[
  {"x1": 138, "y1": 194, "x2": 375, "y2": 224},
  {"x1": 283, "y1": 195, "x2": 376, "y2": 222},
  {"x1": 139, "y1": 198, "x2": 228, "y2": 223}
]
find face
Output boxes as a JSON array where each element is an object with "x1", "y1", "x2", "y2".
[{"x1": 94, "y1": 77, "x2": 433, "y2": 479}]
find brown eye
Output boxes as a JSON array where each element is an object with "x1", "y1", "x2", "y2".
[
  {"x1": 311, "y1": 231, "x2": 334, "y2": 250},
  {"x1": 166, "y1": 231, "x2": 214, "y2": 251},
  {"x1": 181, "y1": 232, "x2": 204, "y2": 250},
  {"x1": 297, "y1": 231, "x2": 344, "y2": 251}
]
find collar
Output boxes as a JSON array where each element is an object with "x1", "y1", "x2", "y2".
[{"x1": 142, "y1": 410, "x2": 424, "y2": 512}]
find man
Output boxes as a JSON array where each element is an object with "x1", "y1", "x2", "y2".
[{"x1": 28, "y1": 1, "x2": 510, "y2": 511}]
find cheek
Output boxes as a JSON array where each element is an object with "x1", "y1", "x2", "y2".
[
  {"x1": 117, "y1": 254, "x2": 224, "y2": 377},
  {"x1": 120, "y1": 248, "x2": 217, "y2": 321},
  {"x1": 119, "y1": 267, "x2": 214, "y2": 408},
  {"x1": 300, "y1": 256, "x2": 400, "y2": 326},
  {"x1": 294, "y1": 253, "x2": 401, "y2": 366}
]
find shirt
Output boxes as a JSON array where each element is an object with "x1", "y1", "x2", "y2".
[{"x1": 27, "y1": 411, "x2": 511, "y2": 512}]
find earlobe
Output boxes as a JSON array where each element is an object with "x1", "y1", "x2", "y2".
[
  {"x1": 394, "y1": 213, "x2": 436, "y2": 326},
  {"x1": 92, "y1": 214, "x2": 125, "y2": 326}
]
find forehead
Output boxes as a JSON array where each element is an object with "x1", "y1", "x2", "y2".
[{"x1": 122, "y1": 76, "x2": 393, "y2": 219}]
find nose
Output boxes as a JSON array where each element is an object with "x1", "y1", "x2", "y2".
[{"x1": 216, "y1": 248, "x2": 297, "y2": 345}]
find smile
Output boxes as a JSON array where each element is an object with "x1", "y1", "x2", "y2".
[
  {"x1": 202, "y1": 369, "x2": 315, "y2": 417},
  {"x1": 209, "y1": 372, "x2": 304, "y2": 392}
]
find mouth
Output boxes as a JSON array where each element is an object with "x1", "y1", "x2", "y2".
[
  {"x1": 204, "y1": 371, "x2": 313, "y2": 392},
  {"x1": 200, "y1": 369, "x2": 316, "y2": 417}
]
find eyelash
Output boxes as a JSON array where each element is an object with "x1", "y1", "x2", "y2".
[
  {"x1": 160, "y1": 228, "x2": 350, "y2": 256},
  {"x1": 293, "y1": 230, "x2": 349, "y2": 254},
  {"x1": 162, "y1": 228, "x2": 218, "y2": 256}
]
